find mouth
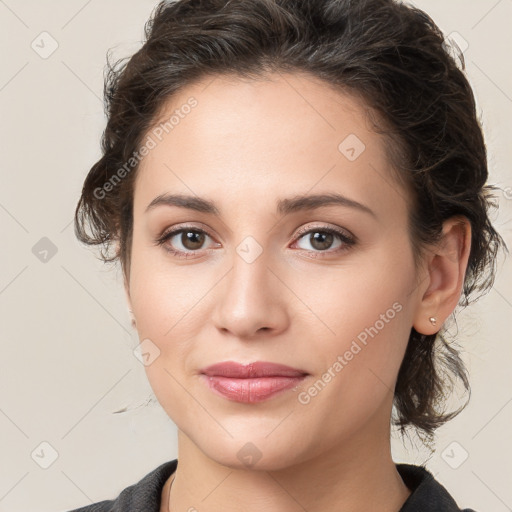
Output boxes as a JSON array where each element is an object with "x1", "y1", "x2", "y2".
[{"x1": 199, "y1": 361, "x2": 309, "y2": 403}]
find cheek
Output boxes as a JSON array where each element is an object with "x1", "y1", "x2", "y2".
[
  {"x1": 128, "y1": 247, "x2": 195, "y2": 370},
  {"x1": 292, "y1": 274, "x2": 413, "y2": 444},
  {"x1": 129, "y1": 261, "x2": 205, "y2": 427},
  {"x1": 294, "y1": 245, "x2": 416, "y2": 395},
  {"x1": 129, "y1": 239, "x2": 213, "y2": 336},
  {"x1": 299, "y1": 246, "x2": 413, "y2": 337}
]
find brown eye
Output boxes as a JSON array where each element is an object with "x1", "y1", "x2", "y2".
[
  {"x1": 155, "y1": 226, "x2": 219, "y2": 258},
  {"x1": 308, "y1": 231, "x2": 335, "y2": 251},
  {"x1": 294, "y1": 226, "x2": 354, "y2": 254},
  {"x1": 179, "y1": 230, "x2": 206, "y2": 251}
]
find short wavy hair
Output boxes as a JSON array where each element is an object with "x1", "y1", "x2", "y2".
[{"x1": 74, "y1": 0, "x2": 506, "y2": 445}]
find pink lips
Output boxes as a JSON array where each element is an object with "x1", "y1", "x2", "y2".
[{"x1": 200, "y1": 361, "x2": 308, "y2": 403}]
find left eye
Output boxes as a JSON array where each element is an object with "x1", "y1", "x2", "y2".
[{"x1": 292, "y1": 227, "x2": 354, "y2": 253}]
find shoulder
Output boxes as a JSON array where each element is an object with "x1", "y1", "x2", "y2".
[
  {"x1": 397, "y1": 463, "x2": 478, "y2": 512},
  {"x1": 65, "y1": 459, "x2": 178, "y2": 512}
]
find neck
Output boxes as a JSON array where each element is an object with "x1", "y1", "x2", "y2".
[{"x1": 163, "y1": 415, "x2": 411, "y2": 512}]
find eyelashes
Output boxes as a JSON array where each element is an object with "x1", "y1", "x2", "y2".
[
  {"x1": 155, "y1": 227, "x2": 219, "y2": 259},
  {"x1": 154, "y1": 223, "x2": 356, "y2": 260}
]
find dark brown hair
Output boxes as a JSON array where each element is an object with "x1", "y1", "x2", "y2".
[{"x1": 74, "y1": 0, "x2": 506, "y2": 445}]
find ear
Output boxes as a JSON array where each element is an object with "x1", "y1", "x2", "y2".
[{"x1": 412, "y1": 216, "x2": 472, "y2": 335}]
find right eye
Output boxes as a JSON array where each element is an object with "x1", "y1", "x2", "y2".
[{"x1": 155, "y1": 226, "x2": 220, "y2": 259}]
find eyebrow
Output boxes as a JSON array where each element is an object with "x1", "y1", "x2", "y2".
[{"x1": 145, "y1": 192, "x2": 376, "y2": 218}]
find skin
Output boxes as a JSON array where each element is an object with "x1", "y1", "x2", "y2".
[{"x1": 122, "y1": 71, "x2": 471, "y2": 512}]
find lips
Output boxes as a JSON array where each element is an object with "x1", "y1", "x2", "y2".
[
  {"x1": 200, "y1": 361, "x2": 308, "y2": 378},
  {"x1": 200, "y1": 361, "x2": 308, "y2": 403}
]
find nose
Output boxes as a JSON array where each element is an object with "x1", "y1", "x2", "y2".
[{"x1": 211, "y1": 246, "x2": 290, "y2": 340}]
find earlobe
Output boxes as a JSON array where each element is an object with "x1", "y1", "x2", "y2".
[{"x1": 412, "y1": 216, "x2": 471, "y2": 335}]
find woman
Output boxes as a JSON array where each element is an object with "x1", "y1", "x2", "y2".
[{"x1": 70, "y1": 0, "x2": 505, "y2": 510}]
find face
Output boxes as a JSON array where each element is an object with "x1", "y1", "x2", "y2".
[{"x1": 126, "y1": 72, "x2": 423, "y2": 470}]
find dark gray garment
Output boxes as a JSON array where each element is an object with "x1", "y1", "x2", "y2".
[{"x1": 65, "y1": 459, "x2": 478, "y2": 512}]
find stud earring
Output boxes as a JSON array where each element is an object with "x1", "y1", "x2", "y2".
[{"x1": 429, "y1": 316, "x2": 437, "y2": 326}]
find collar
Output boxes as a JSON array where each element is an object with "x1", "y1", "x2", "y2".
[
  {"x1": 397, "y1": 463, "x2": 474, "y2": 511},
  {"x1": 91, "y1": 459, "x2": 474, "y2": 512}
]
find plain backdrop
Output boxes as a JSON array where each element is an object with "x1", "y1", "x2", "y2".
[{"x1": 0, "y1": 1, "x2": 511, "y2": 511}]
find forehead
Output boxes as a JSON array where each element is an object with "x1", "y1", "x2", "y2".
[{"x1": 132, "y1": 72, "x2": 407, "y2": 220}]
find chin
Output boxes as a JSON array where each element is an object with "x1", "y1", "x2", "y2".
[{"x1": 193, "y1": 430, "x2": 311, "y2": 472}]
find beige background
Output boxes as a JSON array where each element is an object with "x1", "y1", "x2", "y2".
[{"x1": 0, "y1": 0, "x2": 511, "y2": 510}]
